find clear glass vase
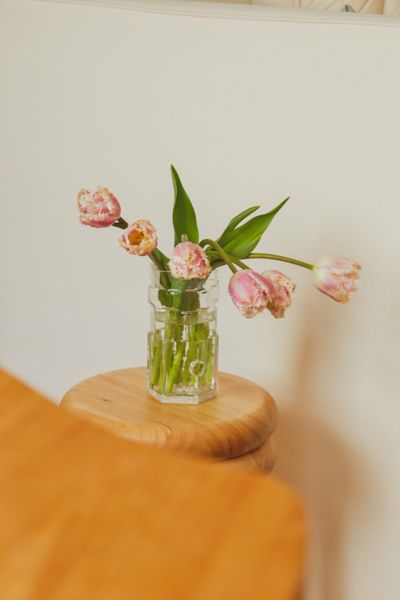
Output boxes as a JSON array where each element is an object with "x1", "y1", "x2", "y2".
[{"x1": 147, "y1": 266, "x2": 219, "y2": 404}]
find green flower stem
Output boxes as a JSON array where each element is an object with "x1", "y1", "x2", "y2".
[
  {"x1": 148, "y1": 315, "x2": 216, "y2": 397},
  {"x1": 183, "y1": 324, "x2": 198, "y2": 385},
  {"x1": 164, "y1": 318, "x2": 177, "y2": 384},
  {"x1": 112, "y1": 216, "x2": 129, "y2": 229},
  {"x1": 166, "y1": 340, "x2": 185, "y2": 394},
  {"x1": 248, "y1": 253, "x2": 314, "y2": 270},
  {"x1": 205, "y1": 339, "x2": 214, "y2": 385},
  {"x1": 197, "y1": 324, "x2": 210, "y2": 387},
  {"x1": 207, "y1": 251, "x2": 247, "y2": 271},
  {"x1": 231, "y1": 257, "x2": 249, "y2": 270},
  {"x1": 158, "y1": 359, "x2": 164, "y2": 394},
  {"x1": 205, "y1": 249, "x2": 248, "y2": 272},
  {"x1": 149, "y1": 253, "x2": 171, "y2": 292},
  {"x1": 149, "y1": 332, "x2": 161, "y2": 387},
  {"x1": 200, "y1": 239, "x2": 237, "y2": 274},
  {"x1": 209, "y1": 259, "x2": 225, "y2": 269},
  {"x1": 149, "y1": 252, "x2": 163, "y2": 271}
]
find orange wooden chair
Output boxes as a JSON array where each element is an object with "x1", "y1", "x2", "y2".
[{"x1": 0, "y1": 369, "x2": 306, "y2": 600}]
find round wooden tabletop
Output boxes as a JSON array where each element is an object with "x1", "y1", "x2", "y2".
[{"x1": 61, "y1": 367, "x2": 277, "y2": 461}]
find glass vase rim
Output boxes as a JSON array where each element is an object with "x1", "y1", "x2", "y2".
[
  {"x1": 150, "y1": 265, "x2": 218, "y2": 294},
  {"x1": 150, "y1": 265, "x2": 218, "y2": 281}
]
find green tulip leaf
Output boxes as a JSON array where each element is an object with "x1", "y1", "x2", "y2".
[
  {"x1": 217, "y1": 205, "x2": 260, "y2": 246},
  {"x1": 219, "y1": 197, "x2": 290, "y2": 259},
  {"x1": 171, "y1": 165, "x2": 199, "y2": 245}
]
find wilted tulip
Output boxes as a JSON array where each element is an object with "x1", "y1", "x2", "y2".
[
  {"x1": 119, "y1": 219, "x2": 158, "y2": 256},
  {"x1": 168, "y1": 242, "x2": 211, "y2": 280},
  {"x1": 228, "y1": 269, "x2": 275, "y2": 318},
  {"x1": 262, "y1": 269, "x2": 296, "y2": 318},
  {"x1": 312, "y1": 256, "x2": 361, "y2": 303},
  {"x1": 77, "y1": 187, "x2": 121, "y2": 228}
]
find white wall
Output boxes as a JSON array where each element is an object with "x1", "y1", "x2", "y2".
[{"x1": 1, "y1": 1, "x2": 400, "y2": 598}]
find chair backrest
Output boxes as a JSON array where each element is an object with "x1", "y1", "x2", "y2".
[{"x1": 0, "y1": 369, "x2": 306, "y2": 600}]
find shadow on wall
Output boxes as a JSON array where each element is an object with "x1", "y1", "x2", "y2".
[{"x1": 273, "y1": 300, "x2": 369, "y2": 600}]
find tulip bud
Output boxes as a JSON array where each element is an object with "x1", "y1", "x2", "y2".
[
  {"x1": 77, "y1": 187, "x2": 121, "y2": 228},
  {"x1": 228, "y1": 270, "x2": 275, "y2": 318},
  {"x1": 312, "y1": 256, "x2": 361, "y2": 303},
  {"x1": 168, "y1": 242, "x2": 211, "y2": 280},
  {"x1": 119, "y1": 219, "x2": 158, "y2": 256},
  {"x1": 262, "y1": 269, "x2": 296, "y2": 318}
]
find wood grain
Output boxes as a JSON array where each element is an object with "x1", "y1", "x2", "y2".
[
  {"x1": 0, "y1": 368, "x2": 305, "y2": 600},
  {"x1": 61, "y1": 367, "x2": 277, "y2": 461},
  {"x1": 230, "y1": 434, "x2": 277, "y2": 472}
]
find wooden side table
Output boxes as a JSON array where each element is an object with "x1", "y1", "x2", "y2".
[{"x1": 61, "y1": 367, "x2": 277, "y2": 473}]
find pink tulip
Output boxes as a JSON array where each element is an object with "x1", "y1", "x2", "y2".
[
  {"x1": 77, "y1": 187, "x2": 121, "y2": 228},
  {"x1": 312, "y1": 256, "x2": 361, "y2": 303},
  {"x1": 119, "y1": 219, "x2": 158, "y2": 256},
  {"x1": 262, "y1": 269, "x2": 296, "y2": 318},
  {"x1": 228, "y1": 270, "x2": 275, "y2": 318},
  {"x1": 168, "y1": 242, "x2": 211, "y2": 280}
]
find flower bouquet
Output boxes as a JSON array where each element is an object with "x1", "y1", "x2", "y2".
[{"x1": 78, "y1": 166, "x2": 361, "y2": 404}]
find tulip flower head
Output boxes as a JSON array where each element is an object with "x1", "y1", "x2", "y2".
[
  {"x1": 119, "y1": 219, "x2": 158, "y2": 256},
  {"x1": 228, "y1": 269, "x2": 275, "y2": 318},
  {"x1": 312, "y1": 256, "x2": 361, "y2": 303},
  {"x1": 168, "y1": 241, "x2": 211, "y2": 280},
  {"x1": 77, "y1": 187, "x2": 121, "y2": 228},
  {"x1": 262, "y1": 269, "x2": 296, "y2": 318}
]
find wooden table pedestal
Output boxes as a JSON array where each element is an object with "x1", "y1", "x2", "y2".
[{"x1": 61, "y1": 367, "x2": 278, "y2": 473}]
